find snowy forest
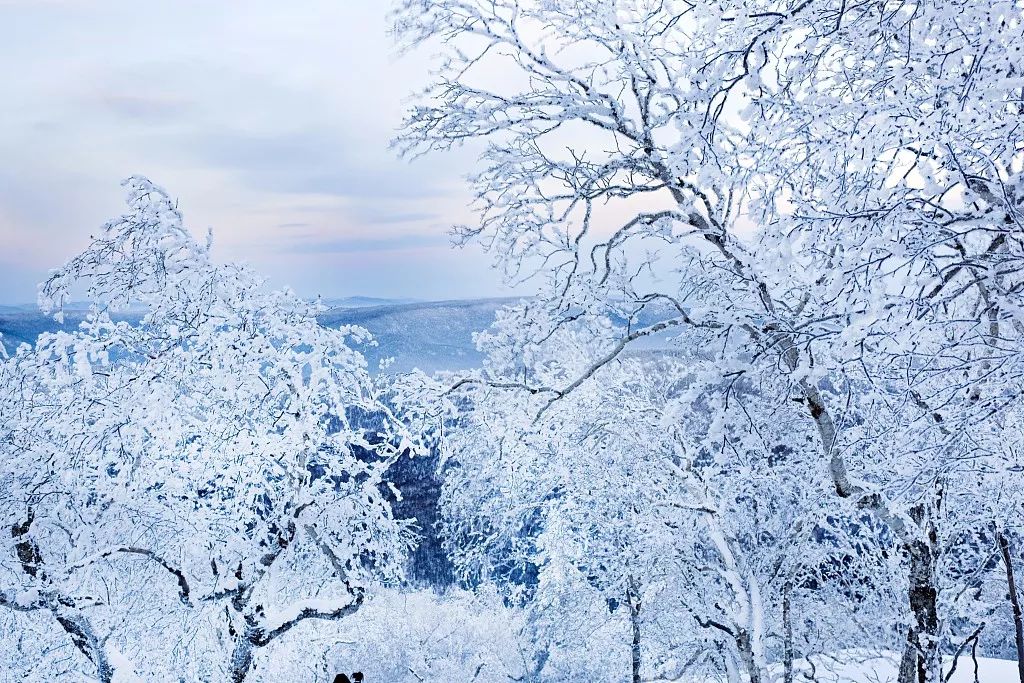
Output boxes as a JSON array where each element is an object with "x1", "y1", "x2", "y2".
[{"x1": 2, "y1": 1, "x2": 1024, "y2": 681}]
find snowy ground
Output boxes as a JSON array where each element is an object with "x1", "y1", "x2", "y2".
[
  {"x1": 667, "y1": 650, "x2": 1019, "y2": 683},
  {"x1": 802, "y1": 652, "x2": 1016, "y2": 683}
]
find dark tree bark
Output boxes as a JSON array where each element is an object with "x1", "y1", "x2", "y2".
[
  {"x1": 898, "y1": 626, "x2": 917, "y2": 683},
  {"x1": 783, "y1": 581, "x2": 794, "y2": 683},
  {"x1": 627, "y1": 583, "x2": 642, "y2": 683},
  {"x1": 734, "y1": 628, "x2": 763, "y2": 683},
  {"x1": 227, "y1": 587, "x2": 365, "y2": 682},
  {"x1": 943, "y1": 624, "x2": 983, "y2": 683},
  {"x1": 899, "y1": 503, "x2": 940, "y2": 683},
  {"x1": 54, "y1": 612, "x2": 114, "y2": 683},
  {"x1": 996, "y1": 530, "x2": 1024, "y2": 683},
  {"x1": 11, "y1": 511, "x2": 113, "y2": 683}
]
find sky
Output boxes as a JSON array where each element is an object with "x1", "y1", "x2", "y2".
[{"x1": 0, "y1": 0, "x2": 512, "y2": 304}]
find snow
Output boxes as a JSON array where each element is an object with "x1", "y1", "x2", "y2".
[
  {"x1": 795, "y1": 651, "x2": 1019, "y2": 683},
  {"x1": 107, "y1": 644, "x2": 143, "y2": 683},
  {"x1": 665, "y1": 651, "x2": 1020, "y2": 683}
]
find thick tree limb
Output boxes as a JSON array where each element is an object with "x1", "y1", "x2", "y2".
[{"x1": 66, "y1": 546, "x2": 192, "y2": 606}]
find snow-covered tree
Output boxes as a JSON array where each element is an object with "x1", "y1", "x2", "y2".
[
  {"x1": 436, "y1": 306, "x2": 899, "y2": 682},
  {"x1": 394, "y1": 1, "x2": 1024, "y2": 681},
  {"x1": 0, "y1": 177, "x2": 418, "y2": 682}
]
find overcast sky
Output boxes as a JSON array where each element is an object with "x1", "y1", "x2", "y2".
[{"x1": 0, "y1": 0, "x2": 512, "y2": 304}]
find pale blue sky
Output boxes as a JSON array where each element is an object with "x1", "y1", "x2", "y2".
[{"x1": 0, "y1": 0, "x2": 511, "y2": 304}]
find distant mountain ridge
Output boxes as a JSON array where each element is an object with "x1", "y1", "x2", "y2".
[
  {"x1": 0, "y1": 297, "x2": 516, "y2": 372},
  {"x1": 1, "y1": 295, "x2": 677, "y2": 372},
  {"x1": 0, "y1": 310, "x2": 139, "y2": 352},
  {"x1": 320, "y1": 297, "x2": 521, "y2": 373},
  {"x1": 320, "y1": 295, "x2": 421, "y2": 309}
]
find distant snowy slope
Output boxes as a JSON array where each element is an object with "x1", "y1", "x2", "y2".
[
  {"x1": 319, "y1": 295, "x2": 420, "y2": 308},
  {"x1": 0, "y1": 297, "x2": 508, "y2": 370},
  {"x1": 0, "y1": 298, "x2": 510, "y2": 371},
  {"x1": 2, "y1": 296, "x2": 679, "y2": 372},
  {"x1": 0, "y1": 310, "x2": 140, "y2": 351},
  {"x1": 320, "y1": 297, "x2": 519, "y2": 373}
]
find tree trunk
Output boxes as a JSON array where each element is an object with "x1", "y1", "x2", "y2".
[
  {"x1": 971, "y1": 631, "x2": 981, "y2": 683},
  {"x1": 734, "y1": 629, "x2": 762, "y2": 683},
  {"x1": 13, "y1": 512, "x2": 113, "y2": 683},
  {"x1": 897, "y1": 626, "x2": 917, "y2": 683},
  {"x1": 230, "y1": 636, "x2": 254, "y2": 683},
  {"x1": 627, "y1": 585, "x2": 642, "y2": 683},
  {"x1": 54, "y1": 612, "x2": 114, "y2": 683},
  {"x1": 996, "y1": 530, "x2": 1024, "y2": 683},
  {"x1": 783, "y1": 581, "x2": 794, "y2": 683},
  {"x1": 528, "y1": 648, "x2": 549, "y2": 683},
  {"x1": 899, "y1": 537, "x2": 939, "y2": 683}
]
